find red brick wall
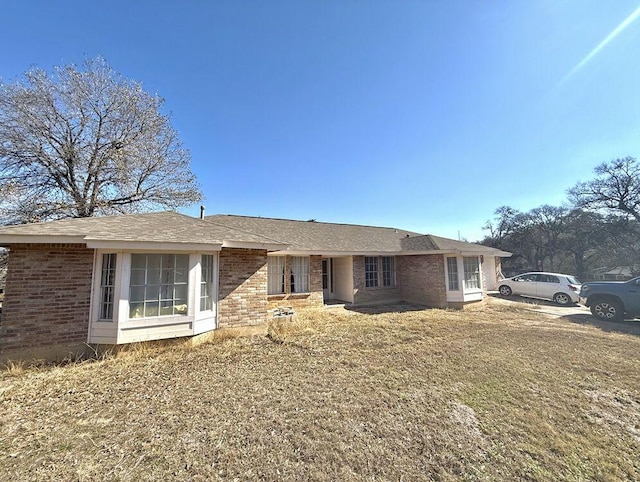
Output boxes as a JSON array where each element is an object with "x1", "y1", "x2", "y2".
[
  {"x1": 397, "y1": 255, "x2": 447, "y2": 308},
  {"x1": 0, "y1": 244, "x2": 94, "y2": 358},
  {"x1": 217, "y1": 248, "x2": 268, "y2": 328}
]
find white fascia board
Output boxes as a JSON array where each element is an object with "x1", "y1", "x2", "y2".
[
  {"x1": 84, "y1": 240, "x2": 223, "y2": 251},
  {"x1": 0, "y1": 234, "x2": 86, "y2": 245},
  {"x1": 222, "y1": 240, "x2": 289, "y2": 251}
]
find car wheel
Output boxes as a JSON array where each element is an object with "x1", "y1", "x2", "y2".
[
  {"x1": 498, "y1": 285, "x2": 512, "y2": 297},
  {"x1": 553, "y1": 293, "x2": 571, "y2": 306},
  {"x1": 590, "y1": 299, "x2": 623, "y2": 321}
]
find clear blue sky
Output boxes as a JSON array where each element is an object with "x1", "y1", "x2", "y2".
[{"x1": 2, "y1": 1, "x2": 640, "y2": 241}]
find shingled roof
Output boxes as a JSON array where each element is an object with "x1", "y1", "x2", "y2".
[
  {"x1": 207, "y1": 215, "x2": 511, "y2": 256},
  {"x1": 0, "y1": 212, "x2": 511, "y2": 257},
  {"x1": 0, "y1": 212, "x2": 287, "y2": 250}
]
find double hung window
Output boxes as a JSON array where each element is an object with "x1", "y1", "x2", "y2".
[
  {"x1": 382, "y1": 256, "x2": 395, "y2": 287},
  {"x1": 268, "y1": 256, "x2": 286, "y2": 294},
  {"x1": 365, "y1": 256, "x2": 379, "y2": 288},
  {"x1": 99, "y1": 253, "x2": 117, "y2": 320},
  {"x1": 200, "y1": 254, "x2": 215, "y2": 311},
  {"x1": 290, "y1": 256, "x2": 310, "y2": 293},
  {"x1": 463, "y1": 257, "x2": 481, "y2": 290}
]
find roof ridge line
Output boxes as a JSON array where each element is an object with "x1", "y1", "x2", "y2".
[{"x1": 207, "y1": 214, "x2": 421, "y2": 232}]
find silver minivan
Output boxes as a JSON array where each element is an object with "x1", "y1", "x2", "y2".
[{"x1": 498, "y1": 272, "x2": 581, "y2": 305}]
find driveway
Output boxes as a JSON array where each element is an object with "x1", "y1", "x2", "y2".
[{"x1": 488, "y1": 293, "x2": 640, "y2": 337}]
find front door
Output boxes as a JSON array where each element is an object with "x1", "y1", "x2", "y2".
[{"x1": 322, "y1": 258, "x2": 334, "y2": 301}]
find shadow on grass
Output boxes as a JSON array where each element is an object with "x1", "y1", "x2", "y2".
[{"x1": 560, "y1": 313, "x2": 640, "y2": 337}]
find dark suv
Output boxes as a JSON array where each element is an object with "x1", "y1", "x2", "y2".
[{"x1": 579, "y1": 277, "x2": 640, "y2": 321}]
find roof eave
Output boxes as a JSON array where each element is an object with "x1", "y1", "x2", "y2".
[
  {"x1": 0, "y1": 234, "x2": 87, "y2": 246},
  {"x1": 85, "y1": 240, "x2": 224, "y2": 251},
  {"x1": 221, "y1": 241, "x2": 290, "y2": 251}
]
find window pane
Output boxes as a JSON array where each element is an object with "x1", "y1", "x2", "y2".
[
  {"x1": 146, "y1": 254, "x2": 162, "y2": 269},
  {"x1": 175, "y1": 284, "x2": 188, "y2": 301},
  {"x1": 145, "y1": 285, "x2": 159, "y2": 302},
  {"x1": 129, "y1": 302, "x2": 144, "y2": 318},
  {"x1": 131, "y1": 254, "x2": 146, "y2": 269},
  {"x1": 130, "y1": 269, "x2": 146, "y2": 286},
  {"x1": 144, "y1": 302, "x2": 159, "y2": 317},
  {"x1": 447, "y1": 257, "x2": 459, "y2": 291},
  {"x1": 160, "y1": 301, "x2": 174, "y2": 316},
  {"x1": 130, "y1": 286, "x2": 145, "y2": 303},
  {"x1": 147, "y1": 268, "x2": 161, "y2": 284},
  {"x1": 176, "y1": 254, "x2": 189, "y2": 270}
]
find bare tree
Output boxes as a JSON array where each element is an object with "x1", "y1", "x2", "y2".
[
  {"x1": 0, "y1": 57, "x2": 201, "y2": 223},
  {"x1": 568, "y1": 157, "x2": 640, "y2": 222}
]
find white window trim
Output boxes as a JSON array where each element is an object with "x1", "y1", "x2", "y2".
[
  {"x1": 89, "y1": 250, "x2": 219, "y2": 344},
  {"x1": 445, "y1": 255, "x2": 483, "y2": 303}
]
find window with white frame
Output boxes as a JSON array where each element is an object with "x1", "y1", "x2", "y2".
[
  {"x1": 463, "y1": 256, "x2": 481, "y2": 290},
  {"x1": 382, "y1": 256, "x2": 396, "y2": 287},
  {"x1": 290, "y1": 256, "x2": 310, "y2": 293},
  {"x1": 365, "y1": 256, "x2": 378, "y2": 287},
  {"x1": 200, "y1": 254, "x2": 215, "y2": 311},
  {"x1": 447, "y1": 257, "x2": 459, "y2": 291},
  {"x1": 129, "y1": 254, "x2": 189, "y2": 318},
  {"x1": 268, "y1": 256, "x2": 286, "y2": 294},
  {"x1": 99, "y1": 253, "x2": 117, "y2": 320}
]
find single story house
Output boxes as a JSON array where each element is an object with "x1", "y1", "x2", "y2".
[{"x1": 0, "y1": 212, "x2": 510, "y2": 361}]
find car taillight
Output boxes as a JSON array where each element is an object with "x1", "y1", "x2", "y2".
[{"x1": 568, "y1": 284, "x2": 579, "y2": 292}]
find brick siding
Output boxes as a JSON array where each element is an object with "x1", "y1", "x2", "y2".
[
  {"x1": 397, "y1": 255, "x2": 447, "y2": 308},
  {"x1": 0, "y1": 244, "x2": 94, "y2": 359},
  {"x1": 352, "y1": 256, "x2": 403, "y2": 305},
  {"x1": 217, "y1": 248, "x2": 268, "y2": 328}
]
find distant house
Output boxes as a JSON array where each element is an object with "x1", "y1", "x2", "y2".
[
  {"x1": 590, "y1": 266, "x2": 637, "y2": 281},
  {"x1": 0, "y1": 212, "x2": 511, "y2": 361}
]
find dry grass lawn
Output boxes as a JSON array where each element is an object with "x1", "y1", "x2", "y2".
[{"x1": 1, "y1": 299, "x2": 639, "y2": 481}]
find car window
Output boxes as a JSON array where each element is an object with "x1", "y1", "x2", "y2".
[
  {"x1": 566, "y1": 276, "x2": 580, "y2": 284},
  {"x1": 539, "y1": 274, "x2": 560, "y2": 283},
  {"x1": 516, "y1": 273, "x2": 540, "y2": 282}
]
